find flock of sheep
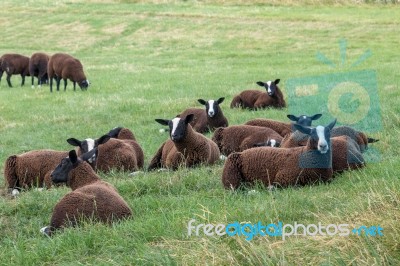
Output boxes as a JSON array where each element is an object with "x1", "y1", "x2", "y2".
[
  {"x1": 0, "y1": 52, "x2": 89, "y2": 92},
  {"x1": 2, "y1": 68, "x2": 379, "y2": 236}
]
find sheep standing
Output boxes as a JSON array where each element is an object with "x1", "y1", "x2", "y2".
[
  {"x1": 331, "y1": 126, "x2": 379, "y2": 152},
  {"x1": 148, "y1": 114, "x2": 220, "y2": 170},
  {"x1": 47, "y1": 53, "x2": 89, "y2": 92},
  {"x1": 177, "y1": 97, "x2": 228, "y2": 133},
  {"x1": 222, "y1": 120, "x2": 337, "y2": 190},
  {"x1": 0, "y1": 53, "x2": 30, "y2": 87},
  {"x1": 40, "y1": 149, "x2": 132, "y2": 236},
  {"x1": 4, "y1": 150, "x2": 69, "y2": 194},
  {"x1": 67, "y1": 134, "x2": 144, "y2": 172},
  {"x1": 230, "y1": 79, "x2": 286, "y2": 110},
  {"x1": 29, "y1": 52, "x2": 50, "y2": 88},
  {"x1": 212, "y1": 125, "x2": 283, "y2": 156}
]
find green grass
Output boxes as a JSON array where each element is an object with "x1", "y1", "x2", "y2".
[{"x1": 1, "y1": 0, "x2": 399, "y2": 265}]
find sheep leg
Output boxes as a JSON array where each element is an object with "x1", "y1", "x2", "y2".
[
  {"x1": 21, "y1": 74, "x2": 25, "y2": 86},
  {"x1": 55, "y1": 77, "x2": 61, "y2": 91},
  {"x1": 6, "y1": 73, "x2": 12, "y2": 87},
  {"x1": 0, "y1": 69, "x2": 3, "y2": 84},
  {"x1": 73, "y1": 81, "x2": 76, "y2": 91},
  {"x1": 63, "y1": 79, "x2": 67, "y2": 91},
  {"x1": 31, "y1": 75, "x2": 35, "y2": 88}
]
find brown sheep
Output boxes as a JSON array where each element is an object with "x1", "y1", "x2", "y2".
[
  {"x1": 4, "y1": 150, "x2": 69, "y2": 195},
  {"x1": 331, "y1": 126, "x2": 379, "y2": 153},
  {"x1": 211, "y1": 125, "x2": 283, "y2": 156},
  {"x1": 230, "y1": 79, "x2": 286, "y2": 110},
  {"x1": 222, "y1": 120, "x2": 337, "y2": 190},
  {"x1": 177, "y1": 98, "x2": 228, "y2": 133},
  {"x1": 40, "y1": 149, "x2": 132, "y2": 236},
  {"x1": 47, "y1": 53, "x2": 89, "y2": 92},
  {"x1": 148, "y1": 114, "x2": 220, "y2": 170},
  {"x1": 29, "y1": 52, "x2": 50, "y2": 88},
  {"x1": 0, "y1": 53, "x2": 30, "y2": 87},
  {"x1": 107, "y1": 127, "x2": 136, "y2": 141}
]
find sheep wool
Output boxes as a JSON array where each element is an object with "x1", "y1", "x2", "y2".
[{"x1": 0, "y1": 53, "x2": 30, "y2": 87}]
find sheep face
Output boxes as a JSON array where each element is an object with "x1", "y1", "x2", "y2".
[
  {"x1": 67, "y1": 135, "x2": 110, "y2": 163},
  {"x1": 155, "y1": 114, "x2": 194, "y2": 142},
  {"x1": 287, "y1": 113, "x2": 322, "y2": 127},
  {"x1": 198, "y1": 97, "x2": 225, "y2": 118},
  {"x1": 256, "y1": 79, "x2": 280, "y2": 97},
  {"x1": 79, "y1": 80, "x2": 89, "y2": 90},
  {"x1": 293, "y1": 119, "x2": 337, "y2": 154},
  {"x1": 254, "y1": 139, "x2": 281, "y2": 148}
]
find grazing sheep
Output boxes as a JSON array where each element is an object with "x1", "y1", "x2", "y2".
[
  {"x1": 29, "y1": 52, "x2": 50, "y2": 88},
  {"x1": 177, "y1": 97, "x2": 228, "y2": 133},
  {"x1": 40, "y1": 149, "x2": 132, "y2": 236},
  {"x1": 107, "y1": 127, "x2": 136, "y2": 141},
  {"x1": 0, "y1": 53, "x2": 30, "y2": 87},
  {"x1": 331, "y1": 126, "x2": 379, "y2": 152},
  {"x1": 230, "y1": 79, "x2": 286, "y2": 110},
  {"x1": 4, "y1": 150, "x2": 69, "y2": 194},
  {"x1": 212, "y1": 125, "x2": 283, "y2": 156},
  {"x1": 280, "y1": 131, "x2": 365, "y2": 173},
  {"x1": 47, "y1": 53, "x2": 89, "y2": 92},
  {"x1": 148, "y1": 114, "x2": 220, "y2": 170},
  {"x1": 222, "y1": 120, "x2": 337, "y2": 190},
  {"x1": 67, "y1": 134, "x2": 144, "y2": 172}
]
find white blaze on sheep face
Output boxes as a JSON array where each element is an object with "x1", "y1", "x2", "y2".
[
  {"x1": 208, "y1": 100, "x2": 215, "y2": 117},
  {"x1": 171, "y1": 118, "x2": 181, "y2": 140},
  {"x1": 85, "y1": 138, "x2": 96, "y2": 163},
  {"x1": 316, "y1": 126, "x2": 328, "y2": 153},
  {"x1": 266, "y1": 81, "x2": 272, "y2": 94},
  {"x1": 270, "y1": 139, "x2": 277, "y2": 147}
]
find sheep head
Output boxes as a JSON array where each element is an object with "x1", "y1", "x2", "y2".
[
  {"x1": 155, "y1": 114, "x2": 194, "y2": 142},
  {"x1": 256, "y1": 79, "x2": 280, "y2": 97},
  {"x1": 198, "y1": 97, "x2": 225, "y2": 118}
]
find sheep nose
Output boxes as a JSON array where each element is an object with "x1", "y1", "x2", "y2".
[
  {"x1": 319, "y1": 143, "x2": 327, "y2": 150},
  {"x1": 208, "y1": 111, "x2": 214, "y2": 117}
]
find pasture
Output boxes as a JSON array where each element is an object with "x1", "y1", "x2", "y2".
[{"x1": 0, "y1": 0, "x2": 399, "y2": 265}]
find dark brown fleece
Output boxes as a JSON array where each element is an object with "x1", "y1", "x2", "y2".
[
  {"x1": 0, "y1": 53, "x2": 30, "y2": 87},
  {"x1": 211, "y1": 125, "x2": 283, "y2": 156},
  {"x1": 244, "y1": 119, "x2": 292, "y2": 137},
  {"x1": 29, "y1": 52, "x2": 49, "y2": 85},
  {"x1": 222, "y1": 138, "x2": 333, "y2": 190},
  {"x1": 148, "y1": 124, "x2": 220, "y2": 170},
  {"x1": 4, "y1": 150, "x2": 68, "y2": 190},
  {"x1": 49, "y1": 162, "x2": 132, "y2": 234},
  {"x1": 178, "y1": 107, "x2": 228, "y2": 133},
  {"x1": 47, "y1": 53, "x2": 87, "y2": 89},
  {"x1": 230, "y1": 88, "x2": 286, "y2": 110},
  {"x1": 331, "y1": 126, "x2": 371, "y2": 153},
  {"x1": 116, "y1": 128, "x2": 136, "y2": 141}
]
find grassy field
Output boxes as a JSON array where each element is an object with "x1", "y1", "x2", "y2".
[{"x1": 1, "y1": 0, "x2": 399, "y2": 265}]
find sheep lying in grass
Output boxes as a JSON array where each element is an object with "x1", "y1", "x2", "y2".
[
  {"x1": 67, "y1": 134, "x2": 144, "y2": 172},
  {"x1": 40, "y1": 149, "x2": 132, "y2": 237},
  {"x1": 4, "y1": 150, "x2": 69, "y2": 195},
  {"x1": 107, "y1": 127, "x2": 136, "y2": 141},
  {"x1": 230, "y1": 79, "x2": 286, "y2": 110},
  {"x1": 212, "y1": 125, "x2": 283, "y2": 156},
  {"x1": 177, "y1": 97, "x2": 228, "y2": 133},
  {"x1": 331, "y1": 126, "x2": 379, "y2": 153},
  {"x1": 148, "y1": 114, "x2": 220, "y2": 170},
  {"x1": 47, "y1": 53, "x2": 89, "y2": 92},
  {"x1": 0, "y1": 53, "x2": 30, "y2": 87},
  {"x1": 222, "y1": 120, "x2": 337, "y2": 190},
  {"x1": 29, "y1": 52, "x2": 50, "y2": 88}
]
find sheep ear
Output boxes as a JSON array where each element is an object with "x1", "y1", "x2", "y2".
[
  {"x1": 274, "y1": 79, "x2": 280, "y2": 85},
  {"x1": 256, "y1": 81, "x2": 265, "y2": 87},
  {"x1": 368, "y1": 138, "x2": 379, "y2": 143},
  {"x1": 185, "y1": 114, "x2": 195, "y2": 124},
  {"x1": 327, "y1": 119, "x2": 337, "y2": 130},
  {"x1": 81, "y1": 148, "x2": 97, "y2": 162},
  {"x1": 293, "y1": 124, "x2": 312, "y2": 135},
  {"x1": 198, "y1": 99, "x2": 207, "y2": 105},
  {"x1": 69, "y1": 150, "x2": 78, "y2": 164},
  {"x1": 67, "y1": 138, "x2": 82, "y2": 147},
  {"x1": 216, "y1": 97, "x2": 225, "y2": 104},
  {"x1": 311, "y1": 114, "x2": 322, "y2": 120},
  {"x1": 96, "y1": 135, "x2": 110, "y2": 145},
  {"x1": 287, "y1": 114, "x2": 299, "y2": 122},
  {"x1": 155, "y1": 119, "x2": 169, "y2": 126}
]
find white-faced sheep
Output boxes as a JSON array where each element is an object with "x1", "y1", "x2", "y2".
[
  {"x1": 0, "y1": 53, "x2": 30, "y2": 87},
  {"x1": 4, "y1": 150, "x2": 69, "y2": 194},
  {"x1": 29, "y1": 52, "x2": 50, "y2": 88},
  {"x1": 40, "y1": 149, "x2": 132, "y2": 237},
  {"x1": 211, "y1": 125, "x2": 283, "y2": 156},
  {"x1": 67, "y1": 134, "x2": 144, "y2": 172},
  {"x1": 222, "y1": 120, "x2": 337, "y2": 190},
  {"x1": 230, "y1": 79, "x2": 286, "y2": 110},
  {"x1": 148, "y1": 114, "x2": 220, "y2": 170},
  {"x1": 331, "y1": 126, "x2": 379, "y2": 153},
  {"x1": 47, "y1": 53, "x2": 89, "y2": 92},
  {"x1": 177, "y1": 97, "x2": 228, "y2": 133}
]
